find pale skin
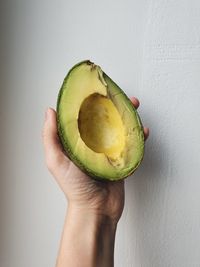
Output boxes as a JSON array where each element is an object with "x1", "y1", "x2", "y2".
[{"x1": 42, "y1": 97, "x2": 149, "y2": 267}]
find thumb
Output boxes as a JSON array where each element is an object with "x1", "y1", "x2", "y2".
[{"x1": 42, "y1": 108, "x2": 69, "y2": 174}]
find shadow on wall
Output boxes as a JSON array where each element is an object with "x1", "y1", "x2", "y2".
[
  {"x1": 0, "y1": 1, "x2": 15, "y2": 263},
  {"x1": 125, "y1": 110, "x2": 170, "y2": 263}
]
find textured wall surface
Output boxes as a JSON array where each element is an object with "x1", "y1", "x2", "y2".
[{"x1": 1, "y1": 1, "x2": 200, "y2": 266}]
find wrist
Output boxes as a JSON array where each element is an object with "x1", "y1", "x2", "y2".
[
  {"x1": 68, "y1": 202, "x2": 119, "y2": 227},
  {"x1": 60, "y1": 205, "x2": 117, "y2": 267},
  {"x1": 67, "y1": 204, "x2": 118, "y2": 234}
]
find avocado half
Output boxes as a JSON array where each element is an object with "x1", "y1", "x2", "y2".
[{"x1": 57, "y1": 60, "x2": 144, "y2": 181}]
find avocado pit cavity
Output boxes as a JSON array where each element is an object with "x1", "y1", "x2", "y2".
[{"x1": 78, "y1": 93, "x2": 125, "y2": 161}]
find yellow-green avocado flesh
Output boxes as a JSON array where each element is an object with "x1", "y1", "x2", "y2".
[{"x1": 57, "y1": 60, "x2": 144, "y2": 181}]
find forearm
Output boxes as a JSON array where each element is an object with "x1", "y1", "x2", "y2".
[{"x1": 56, "y1": 205, "x2": 117, "y2": 267}]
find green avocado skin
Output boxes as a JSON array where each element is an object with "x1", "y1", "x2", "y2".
[{"x1": 56, "y1": 60, "x2": 144, "y2": 181}]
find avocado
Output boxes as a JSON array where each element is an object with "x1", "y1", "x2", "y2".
[{"x1": 57, "y1": 60, "x2": 144, "y2": 181}]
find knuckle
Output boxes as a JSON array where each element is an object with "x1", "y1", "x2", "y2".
[{"x1": 42, "y1": 127, "x2": 48, "y2": 144}]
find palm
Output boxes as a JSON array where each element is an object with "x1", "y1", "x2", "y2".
[{"x1": 50, "y1": 152, "x2": 124, "y2": 222}]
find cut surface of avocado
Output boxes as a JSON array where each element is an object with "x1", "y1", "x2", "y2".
[{"x1": 57, "y1": 60, "x2": 144, "y2": 180}]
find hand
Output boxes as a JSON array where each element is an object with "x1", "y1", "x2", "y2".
[{"x1": 42, "y1": 97, "x2": 149, "y2": 223}]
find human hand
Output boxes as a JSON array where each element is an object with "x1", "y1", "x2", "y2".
[{"x1": 42, "y1": 97, "x2": 149, "y2": 223}]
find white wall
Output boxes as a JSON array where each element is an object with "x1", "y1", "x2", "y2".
[{"x1": 1, "y1": 0, "x2": 200, "y2": 266}]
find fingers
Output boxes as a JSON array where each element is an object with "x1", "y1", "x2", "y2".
[
  {"x1": 130, "y1": 96, "x2": 149, "y2": 141},
  {"x1": 130, "y1": 97, "x2": 140, "y2": 109},
  {"x1": 143, "y1": 127, "x2": 149, "y2": 141},
  {"x1": 42, "y1": 108, "x2": 68, "y2": 174}
]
